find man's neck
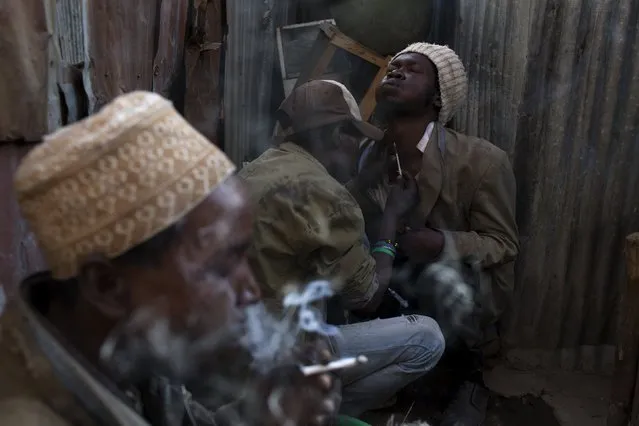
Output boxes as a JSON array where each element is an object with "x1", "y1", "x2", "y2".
[
  {"x1": 48, "y1": 298, "x2": 116, "y2": 373},
  {"x1": 384, "y1": 112, "x2": 437, "y2": 175}
]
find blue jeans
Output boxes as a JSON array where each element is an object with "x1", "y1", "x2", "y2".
[{"x1": 332, "y1": 315, "x2": 445, "y2": 417}]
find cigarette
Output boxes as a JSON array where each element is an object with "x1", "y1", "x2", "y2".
[
  {"x1": 301, "y1": 355, "x2": 368, "y2": 376},
  {"x1": 387, "y1": 287, "x2": 409, "y2": 308},
  {"x1": 393, "y1": 142, "x2": 403, "y2": 176}
]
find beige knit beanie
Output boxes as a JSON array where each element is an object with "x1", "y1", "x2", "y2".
[{"x1": 392, "y1": 43, "x2": 468, "y2": 124}]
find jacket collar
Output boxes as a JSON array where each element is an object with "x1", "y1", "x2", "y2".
[
  {"x1": 278, "y1": 142, "x2": 329, "y2": 174},
  {"x1": 410, "y1": 123, "x2": 446, "y2": 226}
]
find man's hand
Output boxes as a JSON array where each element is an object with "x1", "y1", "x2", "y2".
[
  {"x1": 248, "y1": 340, "x2": 340, "y2": 426},
  {"x1": 354, "y1": 144, "x2": 392, "y2": 191},
  {"x1": 385, "y1": 173, "x2": 419, "y2": 219},
  {"x1": 398, "y1": 228, "x2": 445, "y2": 263}
]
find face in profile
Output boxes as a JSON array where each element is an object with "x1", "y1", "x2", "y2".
[
  {"x1": 326, "y1": 123, "x2": 364, "y2": 184},
  {"x1": 376, "y1": 52, "x2": 439, "y2": 112},
  {"x1": 86, "y1": 177, "x2": 261, "y2": 396}
]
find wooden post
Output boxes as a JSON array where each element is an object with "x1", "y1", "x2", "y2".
[
  {"x1": 359, "y1": 55, "x2": 391, "y2": 121},
  {"x1": 608, "y1": 233, "x2": 639, "y2": 426}
]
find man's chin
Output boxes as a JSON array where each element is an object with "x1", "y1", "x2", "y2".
[{"x1": 375, "y1": 97, "x2": 408, "y2": 115}]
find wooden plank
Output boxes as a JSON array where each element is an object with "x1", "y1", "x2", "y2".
[
  {"x1": 0, "y1": 0, "x2": 57, "y2": 141},
  {"x1": 320, "y1": 23, "x2": 387, "y2": 67},
  {"x1": 83, "y1": 0, "x2": 160, "y2": 112},
  {"x1": 183, "y1": 0, "x2": 223, "y2": 144},
  {"x1": 358, "y1": 56, "x2": 390, "y2": 121},
  {"x1": 153, "y1": 0, "x2": 189, "y2": 98}
]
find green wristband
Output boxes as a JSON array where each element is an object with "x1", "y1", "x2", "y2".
[{"x1": 372, "y1": 246, "x2": 396, "y2": 258}]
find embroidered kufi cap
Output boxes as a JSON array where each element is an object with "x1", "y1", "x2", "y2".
[{"x1": 15, "y1": 91, "x2": 236, "y2": 279}]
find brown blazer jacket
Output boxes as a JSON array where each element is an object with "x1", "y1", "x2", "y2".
[{"x1": 350, "y1": 124, "x2": 519, "y2": 347}]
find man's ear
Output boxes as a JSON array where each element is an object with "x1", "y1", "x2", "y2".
[{"x1": 77, "y1": 254, "x2": 129, "y2": 319}]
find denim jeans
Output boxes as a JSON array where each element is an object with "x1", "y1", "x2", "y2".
[{"x1": 332, "y1": 315, "x2": 445, "y2": 417}]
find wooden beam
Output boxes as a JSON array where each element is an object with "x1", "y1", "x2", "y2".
[
  {"x1": 320, "y1": 23, "x2": 387, "y2": 67},
  {"x1": 359, "y1": 55, "x2": 390, "y2": 121},
  {"x1": 293, "y1": 34, "x2": 336, "y2": 90},
  {"x1": 608, "y1": 233, "x2": 639, "y2": 426}
]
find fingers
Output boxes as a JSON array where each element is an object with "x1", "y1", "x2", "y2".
[
  {"x1": 316, "y1": 372, "x2": 333, "y2": 391},
  {"x1": 308, "y1": 384, "x2": 340, "y2": 426},
  {"x1": 295, "y1": 338, "x2": 334, "y2": 365},
  {"x1": 395, "y1": 171, "x2": 416, "y2": 189},
  {"x1": 258, "y1": 367, "x2": 339, "y2": 426}
]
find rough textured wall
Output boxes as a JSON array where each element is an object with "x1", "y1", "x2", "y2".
[
  {"x1": 0, "y1": 145, "x2": 45, "y2": 296},
  {"x1": 184, "y1": 0, "x2": 224, "y2": 144},
  {"x1": 454, "y1": 0, "x2": 639, "y2": 372},
  {"x1": 82, "y1": 1, "x2": 160, "y2": 112},
  {"x1": 0, "y1": 0, "x2": 59, "y2": 142}
]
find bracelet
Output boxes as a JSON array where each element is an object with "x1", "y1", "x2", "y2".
[
  {"x1": 372, "y1": 246, "x2": 396, "y2": 258},
  {"x1": 379, "y1": 239, "x2": 398, "y2": 248},
  {"x1": 373, "y1": 241, "x2": 397, "y2": 253}
]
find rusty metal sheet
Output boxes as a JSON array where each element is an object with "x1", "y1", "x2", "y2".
[
  {"x1": 0, "y1": 145, "x2": 45, "y2": 298},
  {"x1": 153, "y1": 0, "x2": 189, "y2": 98},
  {"x1": 453, "y1": 0, "x2": 639, "y2": 372},
  {"x1": 224, "y1": 0, "x2": 294, "y2": 164},
  {"x1": 184, "y1": 0, "x2": 224, "y2": 144},
  {"x1": 0, "y1": 0, "x2": 58, "y2": 142},
  {"x1": 82, "y1": 1, "x2": 160, "y2": 112}
]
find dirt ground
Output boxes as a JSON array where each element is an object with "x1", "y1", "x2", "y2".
[
  {"x1": 359, "y1": 365, "x2": 610, "y2": 426},
  {"x1": 361, "y1": 393, "x2": 560, "y2": 426}
]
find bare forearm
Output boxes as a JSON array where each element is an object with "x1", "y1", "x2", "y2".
[{"x1": 360, "y1": 210, "x2": 398, "y2": 312}]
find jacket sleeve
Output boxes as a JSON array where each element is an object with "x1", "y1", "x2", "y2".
[
  {"x1": 253, "y1": 182, "x2": 377, "y2": 310},
  {"x1": 443, "y1": 150, "x2": 519, "y2": 268}
]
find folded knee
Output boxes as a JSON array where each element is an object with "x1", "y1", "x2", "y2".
[{"x1": 398, "y1": 315, "x2": 445, "y2": 373}]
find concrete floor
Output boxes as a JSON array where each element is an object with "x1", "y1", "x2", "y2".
[{"x1": 484, "y1": 365, "x2": 611, "y2": 426}]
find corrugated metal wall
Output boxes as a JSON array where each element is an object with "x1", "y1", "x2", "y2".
[
  {"x1": 224, "y1": 0, "x2": 294, "y2": 164},
  {"x1": 454, "y1": 0, "x2": 639, "y2": 372},
  {"x1": 56, "y1": 0, "x2": 83, "y2": 65}
]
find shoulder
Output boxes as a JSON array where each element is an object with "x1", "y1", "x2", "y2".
[
  {"x1": 236, "y1": 147, "x2": 281, "y2": 180},
  {"x1": 265, "y1": 173, "x2": 362, "y2": 223},
  {"x1": 444, "y1": 128, "x2": 511, "y2": 173}
]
